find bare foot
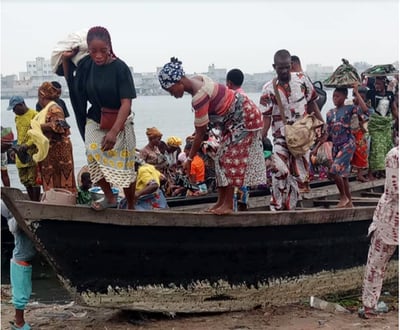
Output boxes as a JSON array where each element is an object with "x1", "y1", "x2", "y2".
[
  {"x1": 205, "y1": 203, "x2": 222, "y2": 212},
  {"x1": 335, "y1": 199, "x2": 350, "y2": 208},
  {"x1": 211, "y1": 207, "x2": 233, "y2": 215},
  {"x1": 357, "y1": 176, "x2": 369, "y2": 182},
  {"x1": 345, "y1": 201, "x2": 354, "y2": 208}
]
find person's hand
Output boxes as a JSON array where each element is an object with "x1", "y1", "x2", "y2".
[
  {"x1": 62, "y1": 47, "x2": 79, "y2": 60},
  {"x1": 101, "y1": 131, "x2": 118, "y2": 151}
]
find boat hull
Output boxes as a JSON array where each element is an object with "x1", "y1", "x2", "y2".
[{"x1": 1, "y1": 185, "x2": 397, "y2": 312}]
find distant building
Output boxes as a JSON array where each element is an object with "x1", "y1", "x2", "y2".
[
  {"x1": 1, "y1": 57, "x2": 66, "y2": 98},
  {"x1": 305, "y1": 64, "x2": 334, "y2": 82}
]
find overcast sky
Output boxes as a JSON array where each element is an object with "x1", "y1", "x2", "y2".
[{"x1": 1, "y1": 0, "x2": 399, "y2": 76}]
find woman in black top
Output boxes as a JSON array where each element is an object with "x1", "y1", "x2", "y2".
[{"x1": 62, "y1": 26, "x2": 137, "y2": 210}]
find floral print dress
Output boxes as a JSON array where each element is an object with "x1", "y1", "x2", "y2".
[{"x1": 326, "y1": 104, "x2": 366, "y2": 176}]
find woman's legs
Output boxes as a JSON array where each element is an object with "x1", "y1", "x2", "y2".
[
  {"x1": 212, "y1": 186, "x2": 234, "y2": 215},
  {"x1": 123, "y1": 182, "x2": 136, "y2": 210},
  {"x1": 343, "y1": 177, "x2": 353, "y2": 207},
  {"x1": 333, "y1": 174, "x2": 351, "y2": 207},
  {"x1": 91, "y1": 178, "x2": 117, "y2": 210},
  {"x1": 206, "y1": 187, "x2": 224, "y2": 211}
]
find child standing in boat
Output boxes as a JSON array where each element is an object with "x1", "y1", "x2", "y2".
[{"x1": 317, "y1": 84, "x2": 369, "y2": 208}]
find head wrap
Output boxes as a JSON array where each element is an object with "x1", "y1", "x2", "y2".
[
  {"x1": 158, "y1": 57, "x2": 185, "y2": 89},
  {"x1": 39, "y1": 82, "x2": 59, "y2": 101},
  {"x1": 146, "y1": 127, "x2": 162, "y2": 139},
  {"x1": 166, "y1": 136, "x2": 182, "y2": 148}
]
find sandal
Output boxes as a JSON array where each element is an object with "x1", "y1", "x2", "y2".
[
  {"x1": 10, "y1": 321, "x2": 32, "y2": 330},
  {"x1": 91, "y1": 198, "x2": 117, "y2": 211},
  {"x1": 358, "y1": 307, "x2": 379, "y2": 319}
]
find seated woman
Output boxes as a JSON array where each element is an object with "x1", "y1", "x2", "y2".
[
  {"x1": 139, "y1": 127, "x2": 168, "y2": 172},
  {"x1": 185, "y1": 141, "x2": 207, "y2": 196},
  {"x1": 133, "y1": 159, "x2": 168, "y2": 211}
]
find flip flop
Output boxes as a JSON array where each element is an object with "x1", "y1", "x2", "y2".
[
  {"x1": 91, "y1": 198, "x2": 117, "y2": 211},
  {"x1": 10, "y1": 321, "x2": 32, "y2": 330}
]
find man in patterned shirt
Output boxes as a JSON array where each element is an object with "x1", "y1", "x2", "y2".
[{"x1": 259, "y1": 49, "x2": 324, "y2": 206}]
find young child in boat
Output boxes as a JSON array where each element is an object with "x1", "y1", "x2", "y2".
[
  {"x1": 316, "y1": 84, "x2": 369, "y2": 208},
  {"x1": 76, "y1": 171, "x2": 93, "y2": 205}
]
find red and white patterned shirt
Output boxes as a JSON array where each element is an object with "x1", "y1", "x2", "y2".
[
  {"x1": 259, "y1": 72, "x2": 317, "y2": 139},
  {"x1": 368, "y1": 146, "x2": 399, "y2": 245}
]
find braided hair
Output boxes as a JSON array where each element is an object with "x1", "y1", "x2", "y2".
[{"x1": 87, "y1": 26, "x2": 116, "y2": 58}]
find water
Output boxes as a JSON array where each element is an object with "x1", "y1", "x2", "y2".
[{"x1": 1, "y1": 91, "x2": 334, "y2": 190}]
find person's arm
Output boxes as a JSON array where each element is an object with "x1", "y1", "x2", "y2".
[
  {"x1": 184, "y1": 125, "x2": 207, "y2": 174},
  {"x1": 135, "y1": 180, "x2": 159, "y2": 199},
  {"x1": 391, "y1": 95, "x2": 398, "y2": 122},
  {"x1": 61, "y1": 48, "x2": 79, "y2": 82},
  {"x1": 262, "y1": 115, "x2": 271, "y2": 138},
  {"x1": 307, "y1": 100, "x2": 324, "y2": 123},
  {"x1": 353, "y1": 83, "x2": 369, "y2": 114}
]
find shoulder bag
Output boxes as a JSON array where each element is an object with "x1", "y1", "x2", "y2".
[
  {"x1": 273, "y1": 78, "x2": 323, "y2": 158},
  {"x1": 100, "y1": 107, "x2": 125, "y2": 131}
]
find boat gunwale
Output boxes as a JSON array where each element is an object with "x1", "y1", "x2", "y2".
[{"x1": 13, "y1": 198, "x2": 376, "y2": 227}]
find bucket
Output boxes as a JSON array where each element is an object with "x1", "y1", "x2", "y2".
[{"x1": 89, "y1": 186, "x2": 120, "y2": 201}]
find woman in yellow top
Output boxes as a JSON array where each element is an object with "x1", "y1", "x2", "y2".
[{"x1": 133, "y1": 160, "x2": 168, "y2": 210}]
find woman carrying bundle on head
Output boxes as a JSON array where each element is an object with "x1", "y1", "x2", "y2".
[
  {"x1": 158, "y1": 57, "x2": 266, "y2": 214},
  {"x1": 61, "y1": 26, "x2": 137, "y2": 210}
]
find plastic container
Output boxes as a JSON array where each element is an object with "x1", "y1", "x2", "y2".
[{"x1": 89, "y1": 186, "x2": 119, "y2": 201}]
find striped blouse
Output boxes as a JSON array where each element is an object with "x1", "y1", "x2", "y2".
[{"x1": 192, "y1": 75, "x2": 235, "y2": 127}]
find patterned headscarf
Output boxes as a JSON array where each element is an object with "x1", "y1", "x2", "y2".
[
  {"x1": 158, "y1": 57, "x2": 185, "y2": 89},
  {"x1": 39, "y1": 82, "x2": 59, "y2": 100},
  {"x1": 166, "y1": 136, "x2": 182, "y2": 148},
  {"x1": 146, "y1": 127, "x2": 163, "y2": 139}
]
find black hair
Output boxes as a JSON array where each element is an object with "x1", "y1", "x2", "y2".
[
  {"x1": 81, "y1": 172, "x2": 91, "y2": 180},
  {"x1": 375, "y1": 76, "x2": 388, "y2": 86},
  {"x1": 226, "y1": 68, "x2": 244, "y2": 87},
  {"x1": 291, "y1": 55, "x2": 301, "y2": 65},
  {"x1": 87, "y1": 26, "x2": 116, "y2": 57},
  {"x1": 51, "y1": 81, "x2": 62, "y2": 89},
  {"x1": 274, "y1": 49, "x2": 291, "y2": 64},
  {"x1": 334, "y1": 87, "x2": 348, "y2": 97}
]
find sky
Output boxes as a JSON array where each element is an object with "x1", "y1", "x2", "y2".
[{"x1": 1, "y1": 0, "x2": 399, "y2": 76}]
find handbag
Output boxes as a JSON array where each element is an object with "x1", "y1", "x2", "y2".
[
  {"x1": 41, "y1": 188, "x2": 76, "y2": 205},
  {"x1": 273, "y1": 78, "x2": 323, "y2": 158},
  {"x1": 312, "y1": 81, "x2": 327, "y2": 111},
  {"x1": 100, "y1": 107, "x2": 124, "y2": 131}
]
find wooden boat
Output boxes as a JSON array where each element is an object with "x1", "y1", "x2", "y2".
[{"x1": 1, "y1": 179, "x2": 397, "y2": 313}]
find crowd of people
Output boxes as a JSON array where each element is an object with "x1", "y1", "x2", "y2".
[{"x1": 1, "y1": 26, "x2": 399, "y2": 328}]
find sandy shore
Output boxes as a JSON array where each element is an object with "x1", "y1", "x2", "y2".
[{"x1": 1, "y1": 284, "x2": 398, "y2": 330}]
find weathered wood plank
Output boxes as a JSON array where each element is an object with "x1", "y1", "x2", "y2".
[
  {"x1": 14, "y1": 199, "x2": 376, "y2": 227},
  {"x1": 302, "y1": 179, "x2": 384, "y2": 200}
]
